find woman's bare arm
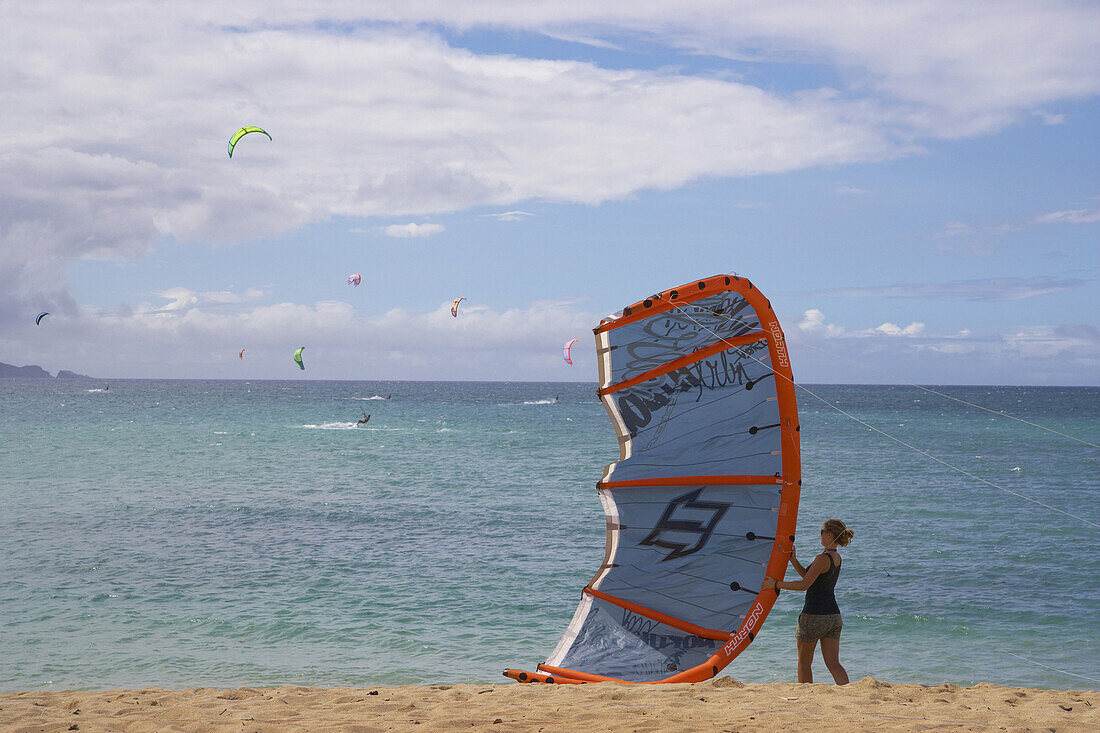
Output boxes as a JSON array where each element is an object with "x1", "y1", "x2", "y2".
[
  {"x1": 768, "y1": 554, "x2": 829, "y2": 592},
  {"x1": 789, "y1": 551, "x2": 809, "y2": 578}
]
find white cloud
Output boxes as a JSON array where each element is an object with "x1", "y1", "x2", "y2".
[
  {"x1": 7, "y1": 292, "x2": 1097, "y2": 384},
  {"x1": 22, "y1": 1, "x2": 1096, "y2": 302},
  {"x1": 153, "y1": 288, "x2": 198, "y2": 312},
  {"x1": 1031, "y1": 110, "x2": 1066, "y2": 125},
  {"x1": 481, "y1": 210, "x2": 534, "y2": 221},
  {"x1": 201, "y1": 291, "x2": 240, "y2": 304},
  {"x1": 798, "y1": 309, "x2": 846, "y2": 338},
  {"x1": 927, "y1": 196, "x2": 1100, "y2": 245},
  {"x1": 873, "y1": 321, "x2": 925, "y2": 337},
  {"x1": 201, "y1": 288, "x2": 266, "y2": 304},
  {"x1": 926, "y1": 332, "x2": 980, "y2": 355},
  {"x1": 382, "y1": 222, "x2": 446, "y2": 238},
  {"x1": 6, "y1": 295, "x2": 598, "y2": 380},
  {"x1": 265, "y1": 1, "x2": 1100, "y2": 139},
  {"x1": 930, "y1": 222, "x2": 974, "y2": 239},
  {"x1": 788, "y1": 311, "x2": 1099, "y2": 384},
  {"x1": 931, "y1": 241, "x2": 1002, "y2": 258},
  {"x1": 1033, "y1": 199, "x2": 1100, "y2": 224},
  {"x1": 798, "y1": 308, "x2": 923, "y2": 339},
  {"x1": 925, "y1": 221, "x2": 1003, "y2": 256},
  {"x1": 1004, "y1": 324, "x2": 1100, "y2": 358},
  {"x1": 818, "y1": 277, "x2": 1086, "y2": 301},
  {"x1": 0, "y1": 9, "x2": 904, "y2": 286}
]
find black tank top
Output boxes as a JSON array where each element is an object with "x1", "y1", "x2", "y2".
[{"x1": 802, "y1": 551, "x2": 841, "y2": 615}]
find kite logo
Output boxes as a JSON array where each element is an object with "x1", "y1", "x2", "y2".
[
  {"x1": 724, "y1": 601, "x2": 765, "y2": 655},
  {"x1": 769, "y1": 320, "x2": 789, "y2": 368},
  {"x1": 639, "y1": 488, "x2": 730, "y2": 562}
]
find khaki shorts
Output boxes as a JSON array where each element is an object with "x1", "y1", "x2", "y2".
[{"x1": 796, "y1": 613, "x2": 843, "y2": 643}]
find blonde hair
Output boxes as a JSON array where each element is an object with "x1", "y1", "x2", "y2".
[{"x1": 823, "y1": 518, "x2": 854, "y2": 547}]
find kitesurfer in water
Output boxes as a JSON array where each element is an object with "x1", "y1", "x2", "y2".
[
  {"x1": 357, "y1": 412, "x2": 370, "y2": 425},
  {"x1": 762, "y1": 518, "x2": 853, "y2": 685}
]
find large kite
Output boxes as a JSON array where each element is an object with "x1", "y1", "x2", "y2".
[
  {"x1": 293, "y1": 347, "x2": 305, "y2": 370},
  {"x1": 505, "y1": 274, "x2": 801, "y2": 684},
  {"x1": 450, "y1": 297, "x2": 465, "y2": 318},
  {"x1": 35, "y1": 312, "x2": 49, "y2": 326}
]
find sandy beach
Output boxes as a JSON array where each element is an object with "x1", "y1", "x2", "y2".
[{"x1": 1, "y1": 677, "x2": 1093, "y2": 732}]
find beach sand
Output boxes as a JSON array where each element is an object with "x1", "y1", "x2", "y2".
[{"x1": 1, "y1": 676, "x2": 1093, "y2": 732}]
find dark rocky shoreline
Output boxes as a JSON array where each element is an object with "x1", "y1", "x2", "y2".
[{"x1": 0, "y1": 361, "x2": 95, "y2": 379}]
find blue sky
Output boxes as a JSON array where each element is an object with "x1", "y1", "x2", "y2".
[{"x1": 2, "y1": 2, "x2": 1097, "y2": 383}]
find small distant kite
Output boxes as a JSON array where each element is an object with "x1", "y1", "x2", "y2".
[
  {"x1": 450, "y1": 297, "x2": 466, "y2": 318},
  {"x1": 227, "y1": 126, "x2": 271, "y2": 158},
  {"x1": 238, "y1": 349, "x2": 245, "y2": 360},
  {"x1": 348, "y1": 273, "x2": 361, "y2": 287},
  {"x1": 293, "y1": 346, "x2": 305, "y2": 370},
  {"x1": 563, "y1": 339, "x2": 579, "y2": 365},
  {"x1": 35, "y1": 311, "x2": 49, "y2": 326}
]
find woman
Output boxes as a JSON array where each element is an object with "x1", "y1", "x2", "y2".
[{"x1": 762, "y1": 518, "x2": 853, "y2": 684}]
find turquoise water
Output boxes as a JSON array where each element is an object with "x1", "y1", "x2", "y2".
[{"x1": 1, "y1": 380, "x2": 1097, "y2": 692}]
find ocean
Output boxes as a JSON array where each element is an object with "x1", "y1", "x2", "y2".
[{"x1": 1, "y1": 380, "x2": 1096, "y2": 692}]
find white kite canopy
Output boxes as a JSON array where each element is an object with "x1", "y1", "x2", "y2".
[
  {"x1": 563, "y1": 339, "x2": 579, "y2": 365},
  {"x1": 506, "y1": 274, "x2": 801, "y2": 684}
]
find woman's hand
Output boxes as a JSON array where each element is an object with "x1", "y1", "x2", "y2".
[
  {"x1": 789, "y1": 545, "x2": 809, "y2": 578},
  {"x1": 761, "y1": 577, "x2": 778, "y2": 592}
]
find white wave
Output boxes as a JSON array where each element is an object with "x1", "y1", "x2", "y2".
[
  {"x1": 213, "y1": 431, "x2": 228, "y2": 435},
  {"x1": 84, "y1": 388, "x2": 107, "y2": 393},
  {"x1": 523, "y1": 399, "x2": 557, "y2": 405},
  {"x1": 352, "y1": 395, "x2": 389, "y2": 401},
  {"x1": 436, "y1": 427, "x2": 454, "y2": 432},
  {"x1": 298, "y1": 422, "x2": 361, "y2": 430}
]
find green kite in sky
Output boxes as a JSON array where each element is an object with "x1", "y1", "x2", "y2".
[{"x1": 227, "y1": 126, "x2": 271, "y2": 158}]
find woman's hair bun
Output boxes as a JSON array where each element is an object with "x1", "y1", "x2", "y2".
[{"x1": 823, "y1": 518, "x2": 853, "y2": 547}]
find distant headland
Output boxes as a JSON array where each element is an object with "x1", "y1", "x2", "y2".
[{"x1": 0, "y1": 361, "x2": 95, "y2": 380}]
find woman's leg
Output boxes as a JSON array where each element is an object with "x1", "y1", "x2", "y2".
[
  {"x1": 819, "y1": 637, "x2": 849, "y2": 685},
  {"x1": 796, "y1": 640, "x2": 816, "y2": 683}
]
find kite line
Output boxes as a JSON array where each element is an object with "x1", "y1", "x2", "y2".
[
  {"x1": 668, "y1": 304, "x2": 1099, "y2": 530},
  {"x1": 785, "y1": 334, "x2": 1099, "y2": 449}
]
